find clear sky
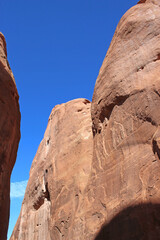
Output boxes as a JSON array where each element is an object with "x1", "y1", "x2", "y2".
[{"x1": 1, "y1": 0, "x2": 138, "y2": 239}]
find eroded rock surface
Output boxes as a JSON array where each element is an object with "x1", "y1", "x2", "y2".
[
  {"x1": 91, "y1": 0, "x2": 160, "y2": 238},
  {"x1": 11, "y1": 0, "x2": 160, "y2": 239},
  {"x1": 0, "y1": 33, "x2": 20, "y2": 240},
  {"x1": 10, "y1": 99, "x2": 92, "y2": 240}
]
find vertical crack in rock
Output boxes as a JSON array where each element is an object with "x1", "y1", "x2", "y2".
[
  {"x1": 45, "y1": 182, "x2": 50, "y2": 201},
  {"x1": 152, "y1": 139, "x2": 160, "y2": 161}
]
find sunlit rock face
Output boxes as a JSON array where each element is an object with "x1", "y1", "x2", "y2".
[
  {"x1": 90, "y1": 0, "x2": 160, "y2": 239},
  {"x1": 10, "y1": 99, "x2": 93, "y2": 240},
  {"x1": 11, "y1": 0, "x2": 160, "y2": 239},
  {"x1": 0, "y1": 33, "x2": 20, "y2": 240}
]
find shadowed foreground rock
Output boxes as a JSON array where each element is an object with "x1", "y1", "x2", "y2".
[
  {"x1": 10, "y1": 0, "x2": 160, "y2": 239},
  {"x1": 95, "y1": 203, "x2": 160, "y2": 240},
  {"x1": 0, "y1": 33, "x2": 20, "y2": 240}
]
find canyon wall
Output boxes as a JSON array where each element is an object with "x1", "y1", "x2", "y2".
[
  {"x1": 90, "y1": 0, "x2": 160, "y2": 238},
  {"x1": 10, "y1": 99, "x2": 92, "y2": 240},
  {"x1": 10, "y1": 0, "x2": 160, "y2": 239},
  {"x1": 0, "y1": 33, "x2": 20, "y2": 240}
]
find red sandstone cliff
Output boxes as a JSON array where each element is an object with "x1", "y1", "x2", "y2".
[
  {"x1": 0, "y1": 33, "x2": 20, "y2": 240},
  {"x1": 10, "y1": 0, "x2": 160, "y2": 239}
]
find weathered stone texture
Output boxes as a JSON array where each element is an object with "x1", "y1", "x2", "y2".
[
  {"x1": 0, "y1": 33, "x2": 20, "y2": 240},
  {"x1": 10, "y1": 0, "x2": 160, "y2": 239},
  {"x1": 91, "y1": 0, "x2": 160, "y2": 238},
  {"x1": 10, "y1": 99, "x2": 92, "y2": 240}
]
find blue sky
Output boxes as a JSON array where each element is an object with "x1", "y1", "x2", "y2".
[{"x1": 0, "y1": 0, "x2": 137, "y2": 239}]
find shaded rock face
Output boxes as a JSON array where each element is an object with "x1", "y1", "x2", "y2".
[
  {"x1": 0, "y1": 33, "x2": 20, "y2": 240},
  {"x1": 11, "y1": 1, "x2": 160, "y2": 239},
  {"x1": 10, "y1": 99, "x2": 93, "y2": 240}
]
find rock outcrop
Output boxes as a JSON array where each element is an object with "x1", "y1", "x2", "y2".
[
  {"x1": 90, "y1": 0, "x2": 160, "y2": 238},
  {"x1": 0, "y1": 33, "x2": 20, "y2": 240},
  {"x1": 10, "y1": 0, "x2": 160, "y2": 239},
  {"x1": 10, "y1": 99, "x2": 92, "y2": 240}
]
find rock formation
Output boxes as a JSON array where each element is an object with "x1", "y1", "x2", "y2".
[
  {"x1": 0, "y1": 33, "x2": 20, "y2": 240},
  {"x1": 10, "y1": 99, "x2": 92, "y2": 240},
  {"x1": 10, "y1": 0, "x2": 160, "y2": 239},
  {"x1": 90, "y1": 0, "x2": 160, "y2": 238}
]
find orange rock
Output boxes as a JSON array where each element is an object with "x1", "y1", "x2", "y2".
[
  {"x1": 91, "y1": 0, "x2": 160, "y2": 238},
  {"x1": 0, "y1": 33, "x2": 20, "y2": 240},
  {"x1": 10, "y1": 0, "x2": 160, "y2": 239},
  {"x1": 10, "y1": 99, "x2": 92, "y2": 240}
]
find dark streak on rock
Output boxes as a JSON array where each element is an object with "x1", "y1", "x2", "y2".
[
  {"x1": 99, "y1": 95, "x2": 129, "y2": 123},
  {"x1": 137, "y1": 0, "x2": 146, "y2": 4},
  {"x1": 154, "y1": 53, "x2": 160, "y2": 62},
  {"x1": 152, "y1": 139, "x2": 160, "y2": 161},
  {"x1": 33, "y1": 182, "x2": 50, "y2": 210}
]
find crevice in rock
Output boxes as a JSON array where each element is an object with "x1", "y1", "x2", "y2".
[
  {"x1": 152, "y1": 139, "x2": 160, "y2": 161},
  {"x1": 144, "y1": 116, "x2": 157, "y2": 126},
  {"x1": 99, "y1": 95, "x2": 129, "y2": 123},
  {"x1": 154, "y1": 53, "x2": 160, "y2": 62},
  {"x1": 46, "y1": 137, "x2": 50, "y2": 145},
  {"x1": 154, "y1": 90, "x2": 160, "y2": 97},
  {"x1": 6, "y1": 60, "x2": 11, "y2": 70},
  {"x1": 137, "y1": 115, "x2": 157, "y2": 126},
  {"x1": 92, "y1": 95, "x2": 130, "y2": 136},
  {"x1": 92, "y1": 95, "x2": 129, "y2": 137},
  {"x1": 137, "y1": 66, "x2": 144, "y2": 72},
  {"x1": 137, "y1": 0, "x2": 146, "y2": 4},
  {"x1": 83, "y1": 99, "x2": 90, "y2": 105},
  {"x1": 44, "y1": 182, "x2": 50, "y2": 201},
  {"x1": 33, "y1": 182, "x2": 50, "y2": 210},
  {"x1": 98, "y1": 99, "x2": 102, "y2": 104},
  {"x1": 136, "y1": 53, "x2": 160, "y2": 72},
  {"x1": 55, "y1": 226, "x2": 62, "y2": 234},
  {"x1": 55, "y1": 226, "x2": 64, "y2": 237}
]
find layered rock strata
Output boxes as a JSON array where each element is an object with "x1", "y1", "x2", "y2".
[
  {"x1": 11, "y1": 0, "x2": 160, "y2": 239},
  {"x1": 0, "y1": 33, "x2": 20, "y2": 240},
  {"x1": 10, "y1": 99, "x2": 92, "y2": 240}
]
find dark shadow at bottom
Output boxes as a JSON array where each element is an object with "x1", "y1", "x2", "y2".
[{"x1": 94, "y1": 203, "x2": 160, "y2": 240}]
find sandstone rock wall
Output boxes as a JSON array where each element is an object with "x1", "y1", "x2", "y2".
[
  {"x1": 0, "y1": 33, "x2": 20, "y2": 240},
  {"x1": 10, "y1": 0, "x2": 160, "y2": 239},
  {"x1": 90, "y1": 0, "x2": 160, "y2": 238},
  {"x1": 10, "y1": 99, "x2": 92, "y2": 240}
]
